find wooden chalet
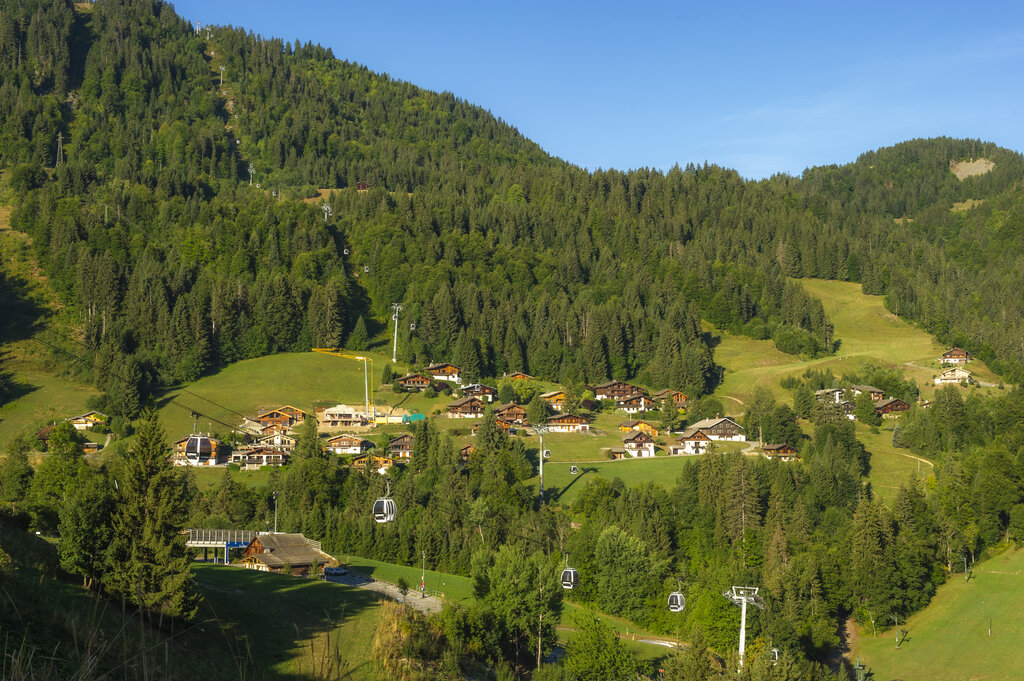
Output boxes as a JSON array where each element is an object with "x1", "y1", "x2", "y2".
[
  {"x1": 240, "y1": 533, "x2": 334, "y2": 576},
  {"x1": 618, "y1": 420, "x2": 659, "y2": 437},
  {"x1": 230, "y1": 447, "x2": 289, "y2": 470},
  {"x1": 940, "y1": 347, "x2": 971, "y2": 365},
  {"x1": 388, "y1": 434, "x2": 415, "y2": 459},
  {"x1": 546, "y1": 414, "x2": 591, "y2": 433},
  {"x1": 506, "y1": 371, "x2": 534, "y2": 381},
  {"x1": 622, "y1": 430, "x2": 655, "y2": 457},
  {"x1": 617, "y1": 394, "x2": 653, "y2": 414},
  {"x1": 462, "y1": 383, "x2": 497, "y2": 402},
  {"x1": 493, "y1": 403, "x2": 528, "y2": 425},
  {"x1": 609, "y1": 447, "x2": 627, "y2": 460},
  {"x1": 256, "y1": 433, "x2": 296, "y2": 452},
  {"x1": 257, "y1": 406, "x2": 309, "y2": 430},
  {"x1": 851, "y1": 385, "x2": 884, "y2": 401},
  {"x1": 472, "y1": 418, "x2": 516, "y2": 435},
  {"x1": 762, "y1": 443, "x2": 799, "y2": 462},
  {"x1": 326, "y1": 434, "x2": 374, "y2": 455},
  {"x1": 396, "y1": 373, "x2": 432, "y2": 391},
  {"x1": 652, "y1": 389, "x2": 688, "y2": 409},
  {"x1": 351, "y1": 453, "x2": 394, "y2": 472},
  {"x1": 319, "y1": 404, "x2": 371, "y2": 428},
  {"x1": 68, "y1": 411, "x2": 108, "y2": 431},
  {"x1": 875, "y1": 398, "x2": 910, "y2": 417},
  {"x1": 427, "y1": 363, "x2": 462, "y2": 383},
  {"x1": 82, "y1": 441, "x2": 102, "y2": 454},
  {"x1": 541, "y1": 390, "x2": 566, "y2": 411},
  {"x1": 171, "y1": 434, "x2": 223, "y2": 466},
  {"x1": 447, "y1": 396, "x2": 485, "y2": 418},
  {"x1": 935, "y1": 367, "x2": 972, "y2": 385},
  {"x1": 814, "y1": 388, "x2": 843, "y2": 404},
  {"x1": 593, "y1": 380, "x2": 644, "y2": 401},
  {"x1": 35, "y1": 424, "x2": 56, "y2": 449},
  {"x1": 669, "y1": 428, "x2": 712, "y2": 455},
  {"x1": 687, "y1": 417, "x2": 745, "y2": 442},
  {"x1": 459, "y1": 443, "x2": 475, "y2": 462},
  {"x1": 840, "y1": 400, "x2": 856, "y2": 420}
]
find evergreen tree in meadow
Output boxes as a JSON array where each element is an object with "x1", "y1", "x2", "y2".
[{"x1": 104, "y1": 411, "x2": 197, "y2": 620}]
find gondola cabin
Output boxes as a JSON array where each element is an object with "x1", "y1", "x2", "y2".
[
  {"x1": 560, "y1": 567, "x2": 579, "y2": 589},
  {"x1": 668, "y1": 592, "x2": 685, "y2": 612},
  {"x1": 373, "y1": 497, "x2": 396, "y2": 523}
]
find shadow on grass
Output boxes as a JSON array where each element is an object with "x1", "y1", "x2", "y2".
[{"x1": 546, "y1": 466, "x2": 599, "y2": 503}]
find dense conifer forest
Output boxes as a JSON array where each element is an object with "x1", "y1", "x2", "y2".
[{"x1": 4, "y1": 1, "x2": 1024, "y2": 679}]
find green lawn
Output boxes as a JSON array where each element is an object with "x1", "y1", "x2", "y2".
[
  {"x1": 852, "y1": 547, "x2": 1024, "y2": 681},
  {"x1": 0, "y1": 368, "x2": 99, "y2": 446},
  {"x1": 194, "y1": 563, "x2": 382, "y2": 680},
  {"x1": 155, "y1": 350, "x2": 450, "y2": 439},
  {"x1": 531, "y1": 455, "x2": 698, "y2": 507},
  {"x1": 339, "y1": 554, "x2": 475, "y2": 603},
  {"x1": 854, "y1": 421, "x2": 931, "y2": 503},
  {"x1": 711, "y1": 279, "x2": 1000, "y2": 407}
]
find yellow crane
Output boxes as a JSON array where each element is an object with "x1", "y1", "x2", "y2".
[{"x1": 312, "y1": 348, "x2": 374, "y2": 417}]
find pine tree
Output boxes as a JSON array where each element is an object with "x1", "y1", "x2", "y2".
[
  {"x1": 346, "y1": 315, "x2": 369, "y2": 350},
  {"x1": 59, "y1": 466, "x2": 114, "y2": 590},
  {"x1": 104, "y1": 411, "x2": 198, "y2": 620}
]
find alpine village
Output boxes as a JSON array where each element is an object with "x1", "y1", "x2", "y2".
[{"x1": 2, "y1": 2, "x2": 1024, "y2": 681}]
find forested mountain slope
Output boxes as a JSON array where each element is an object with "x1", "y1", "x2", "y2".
[{"x1": 1, "y1": 0, "x2": 1023, "y2": 416}]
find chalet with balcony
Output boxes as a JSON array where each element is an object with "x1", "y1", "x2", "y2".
[
  {"x1": 318, "y1": 404, "x2": 371, "y2": 429},
  {"x1": 652, "y1": 389, "x2": 688, "y2": 409},
  {"x1": 875, "y1": 398, "x2": 910, "y2": 417},
  {"x1": 814, "y1": 388, "x2": 843, "y2": 404},
  {"x1": 669, "y1": 428, "x2": 712, "y2": 455},
  {"x1": 396, "y1": 373, "x2": 432, "y2": 391},
  {"x1": 546, "y1": 414, "x2": 591, "y2": 433},
  {"x1": 256, "y1": 432, "x2": 296, "y2": 452},
  {"x1": 541, "y1": 390, "x2": 566, "y2": 411},
  {"x1": 494, "y1": 402, "x2": 528, "y2": 425},
  {"x1": 351, "y1": 453, "x2": 394, "y2": 473},
  {"x1": 593, "y1": 380, "x2": 644, "y2": 401},
  {"x1": 617, "y1": 394, "x2": 653, "y2": 414},
  {"x1": 941, "y1": 347, "x2": 971, "y2": 365},
  {"x1": 622, "y1": 430, "x2": 655, "y2": 457},
  {"x1": 447, "y1": 396, "x2": 485, "y2": 418},
  {"x1": 462, "y1": 383, "x2": 497, "y2": 402},
  {"x1": 389, "y1": 434, "x2": 415, "y2": 459},
  {"x1": 427, "y1": 363, "x2": 462, "y2": 384},
  {"x1": 326, "y1": 434, "x2": 375, "y2": 455},
  {"x1": 935, "y1": 367, "x2": 972, "y2": 385},
  {"x1": 257, "y1": 406, "x2": 310, "y2": 430},
  {"x1": 230, "y1": 447, "x2": 289, "y2": 470}
]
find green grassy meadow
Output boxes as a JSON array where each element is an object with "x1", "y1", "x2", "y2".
[{"x1": 852, "y1": 547, "x2": 1024, "y2": 681}]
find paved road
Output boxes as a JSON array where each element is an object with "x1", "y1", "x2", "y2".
[{"x1": 325, "y1": 571, "x2": 443, "y2": 614}]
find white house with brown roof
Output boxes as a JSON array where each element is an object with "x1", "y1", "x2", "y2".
[
  {"x1": 447, "y1": 396, "x2": 485, "y2": 418},
  {"x1": 687, "y1": 417, "x2": 745, "y2": 442},
  {"x1": 546, "y1": 414, "x2": 591, "y2": 433},
  {"x1": 935, "y1": 367, "x2": 972, "y2": 385},
  {"x1": 940, "y1": 347, "x2": 971, "y2": 365},
  {"x1": 622, "y1": 430, "x2": 655, "y2": 457},
  {"x1": 427, "y1": 363, "x2": 462, "y2": 384},
  {"x1": 326, "y1": 434, "x2": 375, "y2": 455},
  {"x1": 669, "y1": 428, "x2": 712, "y2": 455}
]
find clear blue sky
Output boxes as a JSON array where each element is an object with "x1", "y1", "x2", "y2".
[{"x1": 171, "y1": 0, "x2": 1024, "y2": 179}]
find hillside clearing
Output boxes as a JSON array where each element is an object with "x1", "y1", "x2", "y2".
[
  {"x1": 950, "y1": 157, "x2": 995, "y2": 180},
  {"x1": 852, "y1": 547, "x2": 1024, "y2": 681}
]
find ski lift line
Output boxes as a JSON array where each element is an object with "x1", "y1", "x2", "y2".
[
  {"x1": 29, "y1": 336, "x2": 241, "y2": 433},
  {"x1": 37, "y1": 328, "x2": 250, "y2": 422}
]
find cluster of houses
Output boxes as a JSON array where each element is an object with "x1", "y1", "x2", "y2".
[{"x1": 814, "y1": 384, "x2": 911, "y2": 420}]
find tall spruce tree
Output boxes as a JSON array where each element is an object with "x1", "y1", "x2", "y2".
[{"x1": 104, "y1": 411, "x2": 197, "y2": 620}]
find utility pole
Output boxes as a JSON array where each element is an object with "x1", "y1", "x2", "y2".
[
  {"x1": 391, "y1": 303, "x2": 403, "y2": 363},
  {"x1": 219, "y1": 65, "x2": 225, "y2": 87},
  {"x1": 248, "y1": 163, "x2": 255, "y2": 186},
  {"x1": 321, "y1": 204, "x2": 332, "y2": 223},
  {"x1": 723, "y1": 586, "x2": 765, "y2": 669}
]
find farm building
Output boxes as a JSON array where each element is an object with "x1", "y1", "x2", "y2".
[
  {"x1": 686, "y1": 417, "x2": 745, "y2": 442},
  {"x1": 239, "y1": 533, "x2": 335, "y2": 576},
  {"x1": 619, "y1": 420, "x2": 659, "y2": 437},
  {"x1": 762, "y1": 443, "x2": 799, "y2": 462}
]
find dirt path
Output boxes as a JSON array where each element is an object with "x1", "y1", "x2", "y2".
[
  {"x1": 326, "y1": 572, "x2": 442, "y2": 614},
  {"x1": 555, "y1": 625, "x2": 680, "y2": 649}
]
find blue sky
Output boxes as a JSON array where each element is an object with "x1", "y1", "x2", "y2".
[{"x1": 172, "y1": 0, "x2": 1024, "y2": 179}]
